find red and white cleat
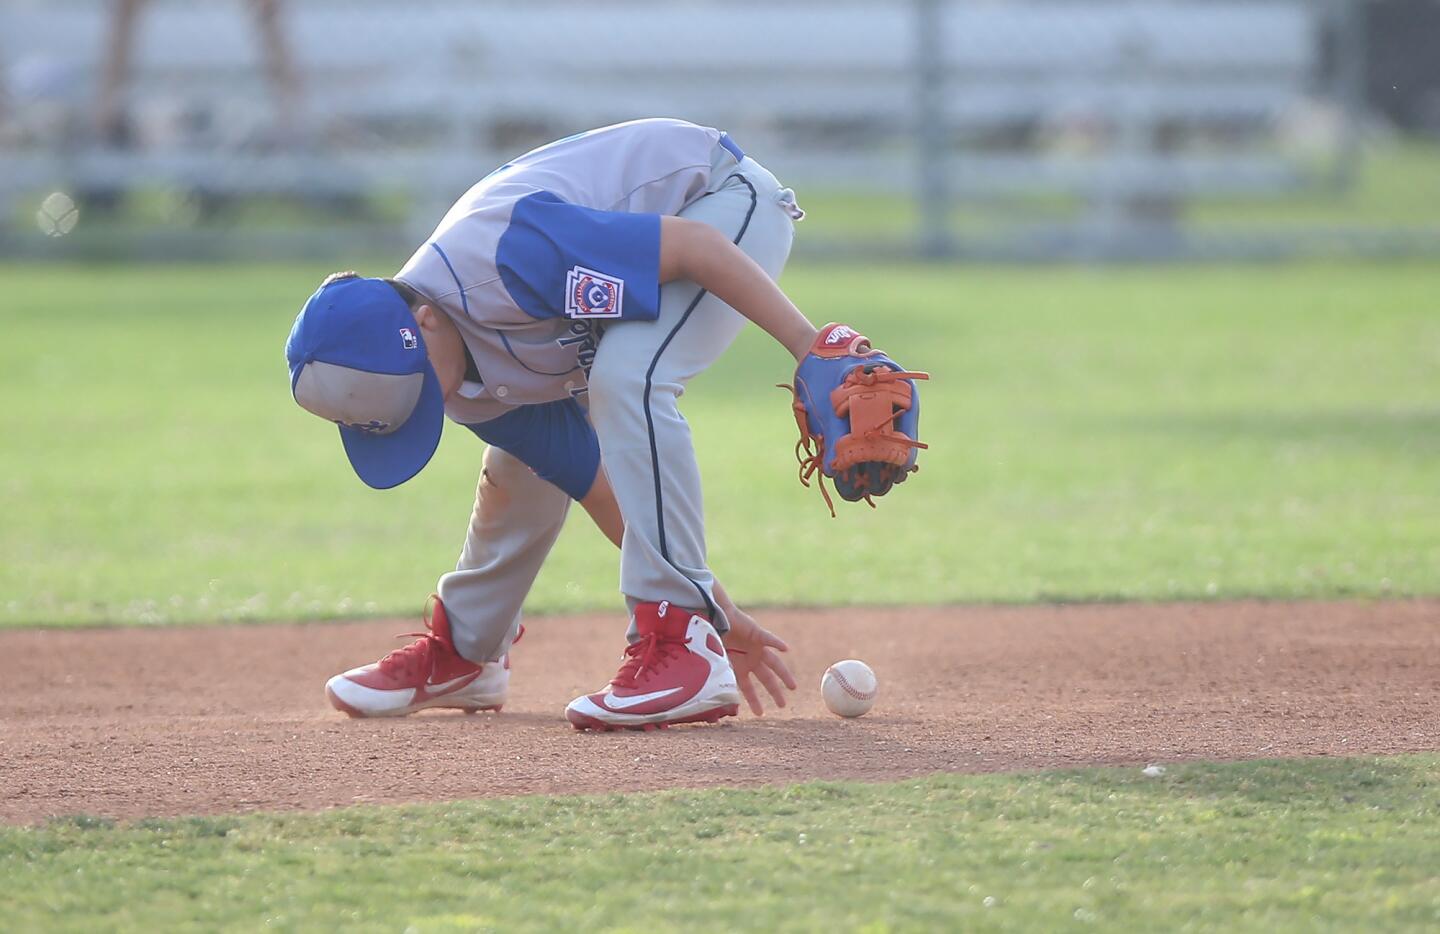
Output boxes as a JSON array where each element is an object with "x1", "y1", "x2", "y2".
[
  {"x1": 325, "y1": 596, "x2": 509, "y2": 718},
  {"x1": 566, "y1": 601, "x2": 741, "y2": 731}
]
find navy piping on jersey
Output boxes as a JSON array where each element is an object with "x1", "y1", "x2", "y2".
[
  {"x1": 643, "y1": 172, "x2": 759, "y2": 619},
  {"x1": 717, "y1": 133, "x2": 745, "y2": 164},
  {"x1": 497, "y1": 330, "x2": 581, "y2": 377},
  {"x1": 429, "y1": 243, "x2": 471, "y2": 315},
  {"x1": 431, "y1": 242, "x2": 581, "y2": 378}
]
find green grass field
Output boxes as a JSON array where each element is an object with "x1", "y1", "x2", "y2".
[
  {"x1": 2, "y1": 259, "x2": 1438, "y2": 625},
  {"x1": 4, "y1": 256, "x2": 1438, "y2": 930},
  {"x1": 4, "y1": 756, "x2": 1437, "y2": 931}
]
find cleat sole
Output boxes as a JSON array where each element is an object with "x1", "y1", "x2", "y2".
[
  {"x1": 327, "y1": 685, "x2": 505, "y2": 719},
  {"x1": 565, "y1": 703, "x2": 740, "y2": 733},
  {"x1": 325, "y1": 685, "x2": 365, "y2": 718}
]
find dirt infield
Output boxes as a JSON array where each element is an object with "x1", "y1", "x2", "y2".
[{"x1": 2, "y1": 600, "x2": 1437, "y2": 824}]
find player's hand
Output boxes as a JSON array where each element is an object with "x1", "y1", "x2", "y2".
[{"x1": 720, "y1": 605, "x2": 797, "y2": 716}]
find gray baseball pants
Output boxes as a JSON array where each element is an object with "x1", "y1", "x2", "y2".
[{"x1": 439, "y1": 148, "x2": 798, "y2": 663}]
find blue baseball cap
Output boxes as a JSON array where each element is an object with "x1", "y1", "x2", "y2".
[{"x1": 285, "y1": 274, "x2": 444, "y2": 489}]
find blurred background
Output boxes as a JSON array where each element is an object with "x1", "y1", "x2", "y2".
[{"x1": 3, "y1": 0, "x2": 1438, "y2": 262}]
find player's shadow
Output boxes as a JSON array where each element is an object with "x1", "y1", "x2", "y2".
[{"x1": 726, "y1": 714, "x2": 949, "y2": 751}]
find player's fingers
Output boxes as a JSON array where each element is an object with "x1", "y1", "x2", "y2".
[
  {"x1": 765, "y1": 647, "x2": 799, "y2": 690},
  {"x1": 736, "y1": 669, "x2": 764, "y2": 716},
  {"x1": 760, "y1": 629, "x2": 790, "y2": 652},
  {"x1": 755, "y1": 663, "x2": 788, "y2": 709}
]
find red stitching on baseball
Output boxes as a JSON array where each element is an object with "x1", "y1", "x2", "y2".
[{"x1": 829, "y1": 666, "x2": 875, "y2": 702}]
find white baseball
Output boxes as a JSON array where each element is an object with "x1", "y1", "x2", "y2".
[{"x1": 821, "y1": 659, "x2": 877, "y2": 717}]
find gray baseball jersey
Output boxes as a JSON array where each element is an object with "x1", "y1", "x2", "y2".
[
  {"x1": 395, "y1": 118, "x2": 744, "y2": 425},
  {"x1": 395, "y1": 119, "x2": 802, "y2": 660}
]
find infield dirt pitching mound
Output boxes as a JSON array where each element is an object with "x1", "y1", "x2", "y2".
[{"x1": 3, "y1": 599, "x2": 1438, "y2": 823}]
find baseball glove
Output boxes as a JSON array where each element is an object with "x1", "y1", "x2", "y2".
[{"x1": 781, "y1": 323, "x2": 928, "y2": 515}]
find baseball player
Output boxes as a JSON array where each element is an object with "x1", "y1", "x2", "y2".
[{"x1": 286, "y1": 118, "x2": 925, "y2": 730}]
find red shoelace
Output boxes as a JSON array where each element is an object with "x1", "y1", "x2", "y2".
[
  {"x1": 376, "y1": 632, "x2": 438, "y2": 680},
  {"x1": 610, "y1": 630, "x2": 689, "y2": 689},
  {"x1": 375, "y1": 619, "x2": 523, "y2": 680},
  {"x1": 376, "y1": 596, "x2": 448, "y2": 679}
]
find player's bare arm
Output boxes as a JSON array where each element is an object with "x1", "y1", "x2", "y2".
[
  {"x1": 579, "y1": 470, "x2": 796, "y2": 715},
  {"x1": 577, "y1": 475, "x2": 624, "y2": 547},
  {"x1": 658, "y1": 214, "x2": 927, "y2": 509},
  {"x1": 658, "y1": 215, "x2": 817, "y2": 360}
]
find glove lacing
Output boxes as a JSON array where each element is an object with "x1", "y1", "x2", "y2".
[{"x1": 780, "y1": 365, "x2": 929, "y2": 517}]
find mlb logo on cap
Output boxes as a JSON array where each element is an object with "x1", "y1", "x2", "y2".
[{"x1": 285, "y1": 274, "x2": 445, "y2": 489}]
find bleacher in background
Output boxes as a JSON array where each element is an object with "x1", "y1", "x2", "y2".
[{"x1": 0, "y1": 0, "x2": 1384, "y2": 259}]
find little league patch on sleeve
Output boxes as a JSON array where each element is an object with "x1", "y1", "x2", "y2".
[{"x1": 565, "y1": 266, "x2": 624, "y2": 318}]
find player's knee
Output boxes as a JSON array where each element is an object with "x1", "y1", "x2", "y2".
[
  {"x1": 481, "y1": 445, "x2": 525, "y2": 483},
  {"x1": 587, "y1": 355, "x2": 653, "y2": 427},
  {"x1": 588, "y1": 350, "x2": 640, "y2": 398},
  {"x1": 589, "y1": 349, "x2": 689, "y2": 446}
]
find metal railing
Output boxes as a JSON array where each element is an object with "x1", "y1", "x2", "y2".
[{"x1": 0, "y1": 0, "x2": 1419, "y2": 261}]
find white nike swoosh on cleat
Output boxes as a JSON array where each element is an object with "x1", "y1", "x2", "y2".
[
  {"x1": 411, "y1": 671, "x2": 483, "y2": 702},
  {"x1": 599, "y1": 686, "x2": 684, "y2": 710},
  {"x1": 427, "y1": 673, "x2": 479, "y2": 691}
]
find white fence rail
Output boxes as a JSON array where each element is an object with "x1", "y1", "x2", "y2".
[{"x1": 0, "y1": 0, "x2": 1369, "y2": 259}]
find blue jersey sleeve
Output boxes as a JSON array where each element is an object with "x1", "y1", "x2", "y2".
[
  {"x1": 464, "y1": 398, "x2": 601, "y2": 501},
  {"x1": 496, "y1": 191, "x2": 662, "y2": 323}
]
